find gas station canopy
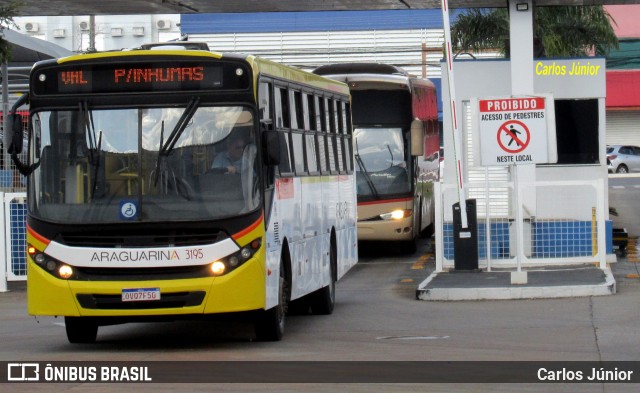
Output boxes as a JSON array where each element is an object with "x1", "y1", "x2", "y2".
[{"x1": 10, "y1": 0, "x2": 639, "y2": 16}]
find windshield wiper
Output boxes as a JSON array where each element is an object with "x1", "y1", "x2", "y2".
[
  {"x1": 80, "y1": 101, "x2": 103, "y2": 198},
  {"x1": 153, "y1": 97, "x2": 200, "y2": 186},
  {"x1": 386, "y1": 144, "x2": 394, "y2": 169},
  {"x1": 354, "y1": 138, "x2": 379, "y2": 199}
]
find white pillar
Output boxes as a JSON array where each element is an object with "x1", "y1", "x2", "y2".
[
  {"x1": 509, "y1": 0, "x2": 534, "y2": 94},
  {"x1": 509, "y1": 0, "x2": 535, "y2": 284},
  {"x1": 0, "y1": 192, "x2": 7, "y2": 292}
]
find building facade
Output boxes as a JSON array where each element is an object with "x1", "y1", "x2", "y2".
[
  {"x1": 12, "y1": 14, "x2": 181, "y2": 52},
  {"x1": 604, "y1": 5, "x2": 640, "y2": 147}
]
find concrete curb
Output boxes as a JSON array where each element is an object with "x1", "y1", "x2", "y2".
[{"x1": 416, "y1": 267, "x2": 616, "y2": 301}]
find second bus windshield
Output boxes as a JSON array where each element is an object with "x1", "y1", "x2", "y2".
[{"x1": 353, "y1": 127, "x2": 410, "y2": 199}]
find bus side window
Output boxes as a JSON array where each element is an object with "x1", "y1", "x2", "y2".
[
  {"x1": 327, "y1": 99, "x2": 338, "y2": 174},
  {"x1": 336, "y1": 100, "x2": 346, "y2": 174},
  {"x1": 304, "y1": 93, "x2": 318, "y2": 174},
  {"x1": 289, "y1": 90, "x2": 305, "y2": 175},
  {"x1": 274, "y1": 87, "x2": 292, "y2": 176},
  {"x1": 317, "y1": 96, "x2": 329, "y2": 174},
  {"x1": 343, "y1": 102, "x2": 354, "y2": 173},
  {"x1": 258, "y1": 81, "x2": 273, "y2": 130}
]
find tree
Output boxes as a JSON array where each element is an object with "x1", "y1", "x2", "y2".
[
  {"x1": 0, "y1": 1, "x2": 22, "y2": 63},
  {"x1": 451, "y1": 6, "x2": 619, "y2": 58}
]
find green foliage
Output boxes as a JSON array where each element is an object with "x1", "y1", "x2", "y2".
[
  {"x1": 451, "y1": 6, "x2": 619, "y2": 58},
  {"x1": 451, "y1": 8, "x2": 510, "y2": 56},
  {"x1": 0, "y1": 1, "x2": 22, "y2": 63}
]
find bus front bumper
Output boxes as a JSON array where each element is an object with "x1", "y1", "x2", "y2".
[
  {"x1": 27, "y1": 256, "x2": 266, "y2": 318},
  {"x1": 357, "y1": 216, "x2": 414, "y2": 241}
]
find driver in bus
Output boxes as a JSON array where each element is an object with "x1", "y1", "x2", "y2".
[{"x1": 212, "y1": 134, "x2": 246, "y2": 174}]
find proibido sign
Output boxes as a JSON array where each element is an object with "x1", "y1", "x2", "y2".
[{"x1": 476, "y1": 96, "x2": 555, "y2": 166}]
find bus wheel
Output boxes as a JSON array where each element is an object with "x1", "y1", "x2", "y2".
[
  {"x1": 310, "y1": 240, "x2": 336, "y2": 315},
  {"x1": 287, "y1": 297, "x2": 310, "y2": 315},
  {"x1": 255, "y1": 261, "x2": 288, "y2": 341},
  {"x1": 65, "y1": 317, "x2": 98, "y2": 344}
]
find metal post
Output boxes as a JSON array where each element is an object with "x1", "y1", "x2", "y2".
[
  {"x1": 441, "y1": 0, "x2": 468, "y2": 228},
  {"x1": 0, "y1": 192, "x2": 7, "y2": 292},
  {"x1": 597, "y1": 178, "x2": 607, "y2": 269},
  {"x1": 88, "y1": 15, "x2": 96, "y2": 52},
  {"x1": 2, "y1": 62, "x2": 9, "y2": 171},
  {"x1": 512, "y1": 165, "x2": 526, "y2": 280},
  {"x1": 485, "y1": 167, "x2": 492, "y2": 271},
  {"x1": 434, "y1": 181, "x2": 444, "y2": 272},
  {"x1": 508, "y1": 0, "x2": 534, "y2": 284}
]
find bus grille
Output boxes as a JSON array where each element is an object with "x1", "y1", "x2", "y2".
[
  {"x1": 74, "y1": 265, "x2": 212, "y2": 281},
  {"x1": 76, "y1": 291, "x2": 206, "y2": 310},
  {"x1": 59, "y1": 229, "x2": 226, "y2": 248}
]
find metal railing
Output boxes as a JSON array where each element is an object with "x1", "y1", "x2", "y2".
[
  {"x1": 1, "y1": 192, "x2": 27, "y2": 291},
  {"x1": 435, "y1": 178, "x2": 608, "y2": 272}
]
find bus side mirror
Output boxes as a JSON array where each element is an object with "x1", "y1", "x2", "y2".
[
  {"x1": 410, "y1": 119, "x2": 424, "y2": 157},
  {"x1": 262, "y1": 130, "x2": 281, "y2": 166},
  {"x1": 6, "y1": 114, "x2": 24, "y2": 154}
]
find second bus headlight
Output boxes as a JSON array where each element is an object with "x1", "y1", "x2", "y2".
[{"x1": 379, "y1": 209, "x2": 412, "y2": 221}]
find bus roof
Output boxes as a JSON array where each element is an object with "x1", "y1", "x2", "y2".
[
  {"x1": 314, "y1": 62, "x2": 408, "y2": 76},
  {"x1": 312, "y1": 62, "x2": 435, "y2": 93},
  {"x1": 247, "y1": 55, "x2": 350, "y2": 96}
]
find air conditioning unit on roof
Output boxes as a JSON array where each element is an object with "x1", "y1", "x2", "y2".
[
  {"x1": 156, "y1": 20, "x2": 172, "y2": 30},
  {"x1": 79, "y1": 21, "x2": 90, "y2": 31},
  {"x1": 25, "y1": 22, "x2": 39, "y2": 32}
]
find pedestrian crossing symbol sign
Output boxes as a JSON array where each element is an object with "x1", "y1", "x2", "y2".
[{"x1": 475, "y1": 95, "x2": 556, "y2": 166}]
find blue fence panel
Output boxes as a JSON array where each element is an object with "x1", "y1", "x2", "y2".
[
  {"x1": 444, "y1": 220, "x2": 613, "y2": 260},
  {"x1": 9, "y1": 200, "x2": 27, "y2": 277}
]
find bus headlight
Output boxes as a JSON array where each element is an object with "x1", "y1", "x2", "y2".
[
  {"x1": 210, "y1": 261, "x2": 226, "y2": 276},
  {"x1": 29, "y1": 243, "x2": 77, "y2": 280},
  {"x1": 58, "y1": 265, "x2": 74, "y2": 280},
  {"x1": 210, "y1": 237, "x2": 262, "y2": 276},
  {"x1": 34, "y1": 253, "x2": 46, "y2": 264},
  {"x1": 379, "y1": 209, "x2": 412, "y2": 220},
  {"x1": 45, "y1": 260, "x2": 57, "y2": 271},
  {"x1": 240, "y1": 247, "x2": 252, "y2": 259}
]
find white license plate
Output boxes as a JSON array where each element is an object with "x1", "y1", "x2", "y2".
[{"x1": 121, "y1": 288, "x2": 161, "y2": 302}]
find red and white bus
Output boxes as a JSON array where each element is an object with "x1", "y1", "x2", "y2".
[{"x1": 314, "y1": 63, "x2": 440, "y2": 253}]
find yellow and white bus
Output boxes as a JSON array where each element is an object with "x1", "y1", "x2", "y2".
[
  {"x1": 6, "y1": 44, "x2": 357, "y2": 343},
  {"x1": 314, "y1": 63, "x2": 440, "y2": 253}
]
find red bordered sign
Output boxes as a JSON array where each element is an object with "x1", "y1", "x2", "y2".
[
  {"x1": 497, "y1": 120, "x2": 530, "y2": 154},
  {"x1": 476, "y1": 96, "x2": 554, "y2": 166}
]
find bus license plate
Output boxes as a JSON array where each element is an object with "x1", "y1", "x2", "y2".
[{"x1": 122, "y1": 288, "x2": 161, "y2": 302}]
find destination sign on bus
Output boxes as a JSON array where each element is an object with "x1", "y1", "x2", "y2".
[
  {"x1": 57, "y1": 64, "x2": 221, "y2": 93},
  {"x1": 33, "y1": 62, "x2": 229, "y2": 95}
]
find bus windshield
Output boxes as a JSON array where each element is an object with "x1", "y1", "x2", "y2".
[
  {"x1": 30, "y1": 104, "x2": 260, "y2": 224},
  {"x1": 353, "y1": 127, "x2": 410, "y2": 198}
]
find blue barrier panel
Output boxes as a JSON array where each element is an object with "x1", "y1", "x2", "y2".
[
  {"x1": 532, "y1": 221, "x2": 592, "y2": 258},
  {"x1": 0, "y1": 170, "x2": 12, "y2": 188},
  {"x1": 9, "y1": 200, "x2": 27, "y2": 277},
  {"x1": 444, "y1": 220, "x2": 613, "y2": 260},
  {"x1": 444, "y1": 221, "x2": 510, "y2": 260}
]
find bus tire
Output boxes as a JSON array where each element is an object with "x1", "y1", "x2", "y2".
[
  {"x1": 65, "y1": 317, "x2": 98, "y2": 344},
  {"x1": 255, "y1": 260, "x2": 288, "y2": 341},
  {"x1": 287, "y1": 297, "x2": 310, "y2": 315},
  {"x1": 310, "y1": 237, "x2": 336, "y2": 315}
]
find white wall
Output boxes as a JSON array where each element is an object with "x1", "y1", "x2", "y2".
[{"x1": 13, "y1": 15, "x2": 181, "y2": 53}]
